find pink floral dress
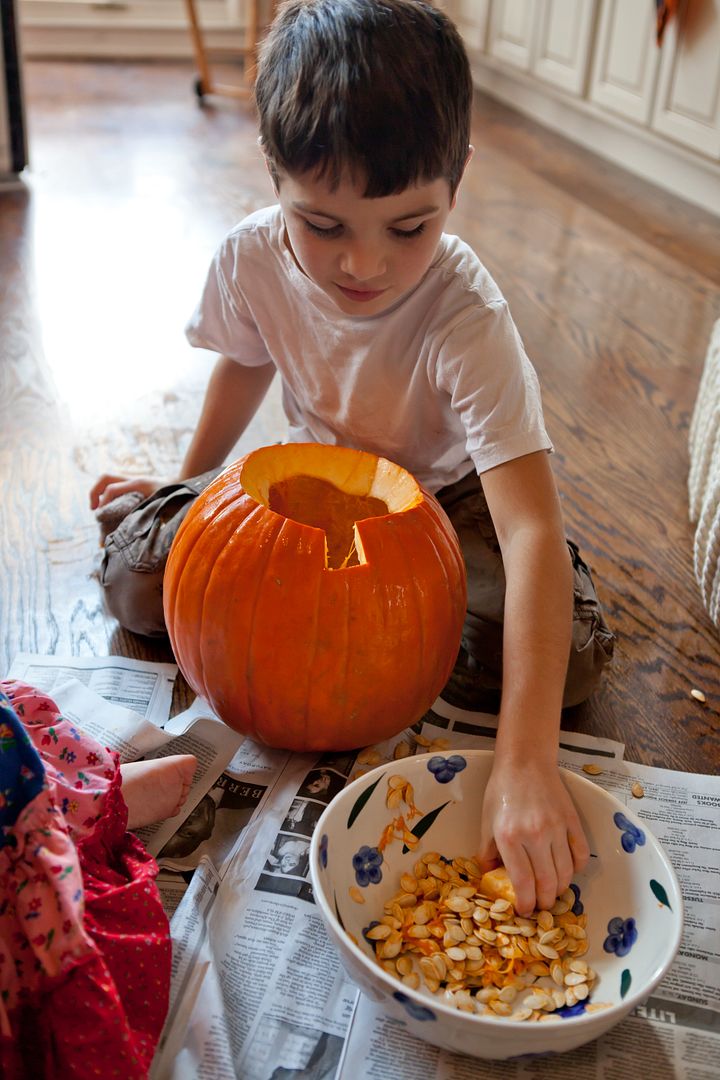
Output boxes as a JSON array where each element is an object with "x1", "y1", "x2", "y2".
[{"x1": 0, "y1": 680, "x2": 171, "y2": 1078}]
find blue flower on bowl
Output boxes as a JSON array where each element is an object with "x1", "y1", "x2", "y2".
[
  {"x1": 613, "y1": 812, "x2": 646, "y2": 853},
  {"x1": 603, "y1": 916, "x2": 638, "y2": 957},
  {"x1": 569, "y1": 882, "x2": 584, "y2": 916},
  {"x1": 352, "y1": 845, "x2": 383, "y2": 886},
  {"x1": 392, "y1": 990, "x2": 436, "y2": 1022},
  {"x1": 362, "y1": 920, "x2": 381, "y2": 944},
  {"x1": 427, "y1": 755, "x2": 467, "y2": 784},
  {"x1": 319, "y1": 833, "x2": 328, "y2": 869},
  {"x1": 557, "y1": 1002, "x2": 588, "y2": 1019}
]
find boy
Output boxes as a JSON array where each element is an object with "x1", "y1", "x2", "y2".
[{"x1": 90, "y1": 0, "x2": 613, "y2": 915}]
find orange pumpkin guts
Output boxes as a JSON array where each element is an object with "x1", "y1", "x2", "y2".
[{"x1": 163, "y1": 443, "x2": 467, "y2": 751}]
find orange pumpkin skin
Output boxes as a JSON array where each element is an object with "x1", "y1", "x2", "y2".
[{"x1": 163, "y1": 444, "x2": 467, "y2": 751}]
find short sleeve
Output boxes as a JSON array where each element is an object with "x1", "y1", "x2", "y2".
[
  {"x1": 434, "y1": 300, "x2": 552, "y2": 474},
  {"x1": 185, "y1": 234, "x2": 274, "y2": 367}
]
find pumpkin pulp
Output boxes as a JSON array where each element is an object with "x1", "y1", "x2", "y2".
[{"x1": 268, "y1": 474, "x2": 388, "y2": 570}]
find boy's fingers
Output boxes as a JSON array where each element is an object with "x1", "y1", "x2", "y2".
[
  {"x1": 551, "y1": 836, "x2": 575, "y2": 897},
  {"x1": 89, "y1": 473, "x2": 127, "y2": 508},
  {"x1": 475, "y1": 834, "x2": 500, "y2": 875},
  {"x1": 568, "y1": 825, "x2": 591, "y2": 873},
  {"x1": 525, "y1": 844, "x2": 560, "y2": 914},
  {"x1": 498, "y1": 843, "x2": 536, "y2": 916}
]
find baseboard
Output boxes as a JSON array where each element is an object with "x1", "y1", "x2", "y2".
[{"x1": 470, "y1": 56, "x2": 720, "y2": 220}]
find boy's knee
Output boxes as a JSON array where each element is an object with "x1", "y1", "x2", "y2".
[
  {"x1": 563, "y1": 610, "x2": 614, "y2": 707},
  {"x1": 95, "y1": 470, "x2": 221, "y2": 639},
  {"x1": 100, "y1": 540, "x2": 168, "y2": 638},
  {"x1": 563, "y1": 540, "x2": 614, "y2": 707}
]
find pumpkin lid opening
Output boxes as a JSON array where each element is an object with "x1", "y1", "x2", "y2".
[{"x1": 240, "y1": 444, "x2": 422, "y2": 571}]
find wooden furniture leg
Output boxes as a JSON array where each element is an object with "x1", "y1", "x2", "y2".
[{"x1": 184, "y1": 0, "x2": 270, "y2": 102}]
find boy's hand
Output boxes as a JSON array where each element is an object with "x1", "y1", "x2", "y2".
[
  {"x1": 89, "y1": 473, "x2": 166, "y2": 510},
  {"x1": 477, "y1": 756, "x2": 590, "y2": 916}
]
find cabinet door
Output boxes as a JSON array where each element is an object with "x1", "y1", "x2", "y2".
[
  {"x1": 531, "y1": 0, "x2": 597, "y2": 96},
  {"x1": 589, "y1": 0, "x2": 660, "y2": 124},
  {"x1": 651, "y1": 0, "x2": 720, "y2": 159},
  {"x1": 488, "y1": 0, "x2": 540, "y2": 71},
  {"x1": 445, "y1": 0, "x2": 490, "y2": 53}
]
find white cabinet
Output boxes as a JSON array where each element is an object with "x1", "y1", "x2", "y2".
[
  {"x1": 532, "y1": 0, "x2": 597, "y2": 96},
  {"x1": 488, "y1": 0, "x2": 539, "y2": 71},
  {"x1": 652, "y1": 0, "x2": 720, "y2": 159},
  {"x1": 590, "y1": 0, "x2": 660, "y2": 124},
  {"x1": 465, "y1": 0, "x2": 720, "y2": 215}
]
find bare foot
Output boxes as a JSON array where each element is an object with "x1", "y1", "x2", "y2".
[{"x1": 121, "y1": 754, "x2": 198, "y2": 830}]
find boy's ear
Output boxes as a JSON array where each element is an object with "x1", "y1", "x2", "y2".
[
  {"x1": 450, "y1": 145, "x2": 475, "y2": 210},
  {"x1": 258, "y1": 136, "x2": 280, "y2": 196}
]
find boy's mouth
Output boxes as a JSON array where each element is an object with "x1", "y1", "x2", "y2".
[{"x1": 336, "y1": 284, "x2": 387, "y2": 303}]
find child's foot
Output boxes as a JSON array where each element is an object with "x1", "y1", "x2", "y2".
[{"x1": 120, "y1": 754, "x2": 198, "y2": 830}]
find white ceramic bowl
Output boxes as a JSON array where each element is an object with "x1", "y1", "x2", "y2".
[{"x1": 309, "y1": 749, "x2": 682, "y2": 1060}]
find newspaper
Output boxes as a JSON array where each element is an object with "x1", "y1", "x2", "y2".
[
  {"x1": 8, "y1": 651, "x2": 176, "y2": 723},
  {"x1": 10, "y1": 653, "x2": 719, "y2": 1079}
]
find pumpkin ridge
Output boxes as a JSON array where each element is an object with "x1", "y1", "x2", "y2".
[
  {"x1": 202, "y1": 500, "x2": 284, "y2": 736},
  {"x1": 413, "y1": 511, "x2": 455, "y2": 697},
  {"x1": 421, "y1": 492, "x2": 466, "y2": 585},
  {"x1": 273, "y1": 515, "x2": 324, "y2": 748},
  {"x1": 232, "y1": 502, "x2": 287, "y2": 741},
  {"x1": 246, "y1": 514, "x2": 326, "y2": 744},
  {"x1": 299, "y1": 537, "x2": 325, "y2": 749},
  {"x1": 165, "y1": 507, "x2": 235, "y2": 697},
  {"x1": 388, "y1": 513, "x2": 429, "y2": 719},
  {"x1": 177, "y1": 493, "x2": 260, "y2": 701}
]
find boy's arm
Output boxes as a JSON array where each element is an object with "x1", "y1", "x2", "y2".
[
  {"x1": 90, "y1": 356, "x2": 275, "y2": 509},
  {"x1": 477, "y1": 450, "x2": 590, "y2": 916},
  {"x1": 180, "y1": 355, "x2": 275, "y2": 477}
]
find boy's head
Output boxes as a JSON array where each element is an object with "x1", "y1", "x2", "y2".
[{"x1": 255, "y1": 0, "x2": 473, "y2": 199}]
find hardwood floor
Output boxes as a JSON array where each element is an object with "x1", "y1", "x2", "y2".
[{"x1": 1, "y1": 60, "x2": 719, "y2": 772}]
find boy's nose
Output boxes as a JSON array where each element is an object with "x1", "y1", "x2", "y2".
[{"x1": 339, "y1": 244, "x2": 386, "y2": 282}]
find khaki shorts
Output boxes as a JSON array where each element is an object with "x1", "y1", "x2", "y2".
[{"x1": 98, "y1": 467, "x2": 614, "y2": 708}]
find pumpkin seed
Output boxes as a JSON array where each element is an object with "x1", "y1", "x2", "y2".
[{"x1": 358, "y1": 840, "x2": 598, "y2": 1021}]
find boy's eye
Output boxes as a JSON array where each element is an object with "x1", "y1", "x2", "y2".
[
  {"x1": 391, "y1": 223, "x2": 426, "y2": 240},
  {"x1": 303, "y1": 220, "x2": 343, "y2": 238}
]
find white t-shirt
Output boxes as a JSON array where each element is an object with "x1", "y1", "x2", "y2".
[{"x1": 186, "y1": 205, "x2": 551, "y2": 493}]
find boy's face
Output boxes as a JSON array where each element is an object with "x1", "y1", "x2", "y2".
[{"x1": 276, "y1": 169, "x2": 457, "y2": 317}]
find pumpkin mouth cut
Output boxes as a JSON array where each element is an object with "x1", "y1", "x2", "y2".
[{"x1": 240, "y1": 444, "x2": 422, "y2": 570}]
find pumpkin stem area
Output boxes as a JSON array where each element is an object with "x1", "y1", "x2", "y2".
[{"x1": 268, "y1": 474, "x2": 388, "y2": 569}]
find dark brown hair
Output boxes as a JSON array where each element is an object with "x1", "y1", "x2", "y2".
[{"x1": 254, "y1": 0, "x2": 473, "y2": 197}]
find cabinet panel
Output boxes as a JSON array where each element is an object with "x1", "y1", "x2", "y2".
[
  {"x1": 652, "y1": 0, "x2": 720, "y2": 159},
  {"x1": 532, "y1": 0, "x2": 596, "y2": 96},
  {"x1": 488, "y1": 0, "x2": 539, "y2": 71},
  {"x1": 589, "y1": 0, "x2": 660, "y2": 123}
]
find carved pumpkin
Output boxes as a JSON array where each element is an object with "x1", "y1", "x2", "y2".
[{"x1": 163, "y1": 443, "x2": 467, "y2": 751}]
